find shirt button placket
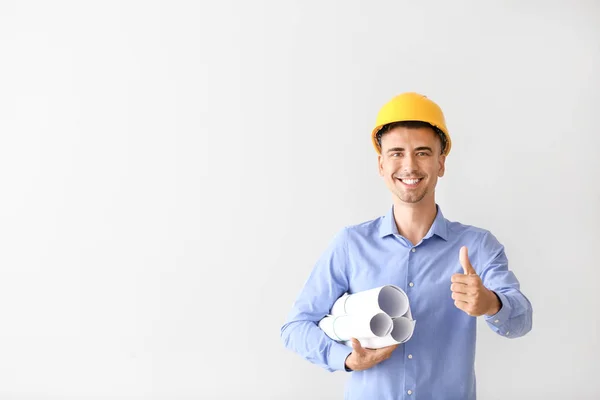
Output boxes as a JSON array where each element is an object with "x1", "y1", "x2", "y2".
[
  {"x1": 405, "y1": 246, "x2": 417, "y2": 398},
  {"x1": 408, "y1": 247, "x2": 416, "y2": 290},
  {"x1": 408, "y1": 247, "x2": 416, "y2": 289}
]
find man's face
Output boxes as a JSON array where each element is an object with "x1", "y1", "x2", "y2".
[{"x1": 377, "y1": 126, "x2": 446, "y2": 205}]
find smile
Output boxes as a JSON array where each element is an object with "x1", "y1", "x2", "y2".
[{"x1": 396, "y1": 177, "x2": 423, "y2": 187}]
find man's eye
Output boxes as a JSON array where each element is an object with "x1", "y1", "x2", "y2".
[{"x1": 417, "y1": 152, "x2": 429, "y2": 156}]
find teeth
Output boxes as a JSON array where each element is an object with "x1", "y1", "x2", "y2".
[{"x1": 402, "y1": 179, "x2": 420, "y2": 184}]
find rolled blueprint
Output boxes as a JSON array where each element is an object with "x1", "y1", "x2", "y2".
[
  {"x1": 330, "y1": 285, "x2": 409, "y2": 318},
  {"x1": 318, "y1": 312, "x2": 393, "y2": 341},
  {"x1": 344, "y1": 316, "x2": 416, "y2": 349}
]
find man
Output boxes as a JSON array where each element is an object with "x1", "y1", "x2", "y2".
[{"x1": 280, "y1": 92, "x2": 533, "y2": 400}]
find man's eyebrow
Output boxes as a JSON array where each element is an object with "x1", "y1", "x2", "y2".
[
  {"x1": 386, "y1": 147, "x2": 404, "y2": 153},
  {"x1": 386, "y1": 146, "x2": 434, "y2": 153}
]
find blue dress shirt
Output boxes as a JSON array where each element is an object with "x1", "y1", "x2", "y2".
[{"x1": 280, "y1": 205, "x2": 533, "y2": 400}]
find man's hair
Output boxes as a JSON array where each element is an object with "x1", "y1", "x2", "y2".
[{"x1": 376, "y1": 121, "x2": 447, "y2": 155}]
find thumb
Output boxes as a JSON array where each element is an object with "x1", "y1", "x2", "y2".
[
  {"x1": 459, "y1": 246, "x2": 477, "y2": 275},
  {"x1": 351, "y1": 338, "x2": 365, "y2": 356}
]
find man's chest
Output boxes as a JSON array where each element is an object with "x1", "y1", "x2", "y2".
[{"x1": 346, "y1": 239, "x2": 463, "y2": 316}]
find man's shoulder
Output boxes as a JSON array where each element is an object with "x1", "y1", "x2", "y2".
[
  {"x1": 445, "y1": 218, "x2": 490, "y2": 237},
  {"x1": 444, "y1": 216, "x2": 501, "y2": 246},
  {"x1": 340, "y1": 214, "x2": 384, "y2": 238}
]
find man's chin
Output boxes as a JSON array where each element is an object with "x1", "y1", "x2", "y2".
[{"x1": 397, "y1": 191, "x2": 428, "y2": 204}]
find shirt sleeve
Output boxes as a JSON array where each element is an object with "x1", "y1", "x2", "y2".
[
  {"x1": 477, "y1": 230, "x2": 533, "y2": 339},
  {"x1": 280, "y1": 227, "x2": 353, "y2": 372}
]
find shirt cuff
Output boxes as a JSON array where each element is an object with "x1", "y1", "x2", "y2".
[
  {"x1": 484, "y1": 291, "x2": 511, "y2": 327},
  {"x1": 329, "y1": 341, "x2": 353, "y2": 372}
]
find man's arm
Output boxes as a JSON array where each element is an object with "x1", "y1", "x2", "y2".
[
  {"x1": 478, "y1": 231, "x2": 533, "y2": 339},
  {"x1": 280, "y1": 228, "x2": 353, "y2": 372}
]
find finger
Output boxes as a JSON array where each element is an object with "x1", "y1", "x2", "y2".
[
  {"x1": 460, "y1": 246, "x2": 477, "y2": 275},
  {"x1": 451, "y1": 282, "x2": 479, "y2": 294},
  {"x1": 450, "y1": 282, "x2": 470, "y2": 293},
  {"x1": 451, "y1": 274, "x2": 477, "y2": 284},
  {"x1": 373, "y1": 344, "x2": 398, "y2": 360},
  {"x1": 351, "y1": 338, "x2": 366, "y2": 356},
  {"x1": 376, "y1": 344, "x2": 398, "y2": 355},
  {"x1": 453, "y1": 299, "x2": 471, "y2": 315},
  {"x1": 451, "y1": 292, "x2": 471, "y2": 303}
]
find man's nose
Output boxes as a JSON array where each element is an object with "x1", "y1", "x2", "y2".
[{"x1": 402, "y1": 154, "x2": 418, "y2": 172}]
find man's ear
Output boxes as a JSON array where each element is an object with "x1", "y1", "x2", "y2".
[
  {"x1": 438, "y1": 154, "x2": 446, "y2": 177},
  {"x1": 377, "y1": 154, "x2": 384, "y2": 176}
]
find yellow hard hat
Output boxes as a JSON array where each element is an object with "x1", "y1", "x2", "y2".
[{"x1": 371, "y1": 92, "x2": 451, "y2": 156}]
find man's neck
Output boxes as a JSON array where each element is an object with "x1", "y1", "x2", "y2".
[{"x1": 392, "y1": 200, "x2": 438, "y2": 246}]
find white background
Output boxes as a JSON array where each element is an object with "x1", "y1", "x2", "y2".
[{"x1": 0, "y1": 1, "x2": 598, "y2": 399}]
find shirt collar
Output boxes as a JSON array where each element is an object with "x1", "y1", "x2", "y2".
[{"x1": 379, "y1": 204, "x2": 449, "y2": 241}]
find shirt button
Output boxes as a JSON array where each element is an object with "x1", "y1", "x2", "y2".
[
  {"x1": 411, "y1": 248, "x2": 416, "y2": 252},
  {"x1": 506, "y1": 331, "x2": 510, "y2": 336},
  {"x1": 408, "y1": 354, "x2": 413, "y2": 359},
  {"x1": 407, "y1": 390, "x2": 413, "y2": 395},
  {"x1": 494, "y1": 319, "x2": 499, "y2": 323},
  {"x1": 409, "y1": 282, "x2": 414, "y2": 287}
]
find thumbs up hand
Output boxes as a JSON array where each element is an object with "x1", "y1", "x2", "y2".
[{"x1": 450, "y1": 246, "x2": 501, "y2": 317}]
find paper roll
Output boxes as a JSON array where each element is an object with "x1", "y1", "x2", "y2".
[
  {"x1": 330, "y1": 285, "x2": 409, "y2": 318},
  {"x1": 318, "y1": 312, "x2": 393, "y2": 341},
  {"x1": 348, "y1": 316, "x2": 416, "y2": 349}
]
